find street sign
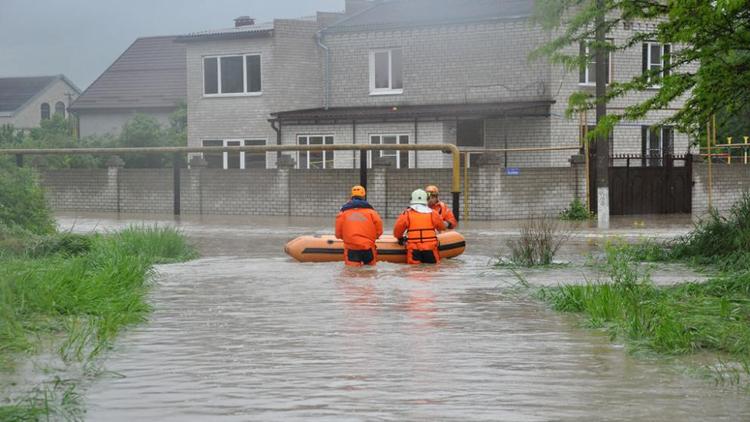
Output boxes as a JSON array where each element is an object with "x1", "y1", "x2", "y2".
[{"x1": 506, "y1": 167, "x2": 520, "y2": 176}]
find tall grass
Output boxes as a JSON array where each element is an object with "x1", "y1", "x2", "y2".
[
  {"x1": 0, "y1": 226, "x2": 197, "y2": 370},
  {"x1": 538, "y1": 240, "x2": 750, "y2": 362},
  {"x1": 0, "y1": 225, "x2": 196, "y2": 419}
]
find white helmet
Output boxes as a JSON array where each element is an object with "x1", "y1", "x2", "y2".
[{"x1": 410, "y1": 189, "x2": 428, "y2": 205}]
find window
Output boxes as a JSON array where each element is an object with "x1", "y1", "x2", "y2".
[
  {"x1": 203, "y1": 54, "x2": 262, "y2": 96},
  {"x1": 579, "y1": 40, "x2": 612, "y2": 85},
  {"x1": 201, "y1": 139, "x2": 267, "y2": 169},
  {"x1": 457, "y1": 120, "x2": 485, "y2": 167},
  {"x1": 40, "y1": 103, "x2": 50, "y2": 120},
  {"x1": 642, "y1": 42, "x2": 671, "y2": 85},
  {"x1": 244, "y1": 139, "x2": 266, "y2": 169},
  {"x1": 369, "y1": 49, "x2": 403, "y2": 95},
  {"x1": 54, "y1": 101, "x2": 65, "y2": 117},
  {"x1": 298, "y1": 135, "x2": 334, "y2": 169},
  {"x1": 641, "y1": 126, "x2": 674, "y2": 167},
  {"x1": 369, "y1": 135, "x2": 409, "y2": 168}
]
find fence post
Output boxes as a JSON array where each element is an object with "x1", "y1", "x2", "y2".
[
  {"x1": 173, "y1": 152, "x2": 182, "y2": 215},
  {"x1": 188, "y1": 155, "x2": 208, "y2": 215},
  {"x1": 105, "y1": 156, "x2": 125, "y2": 213},
  {"x1": 371, "y1": 156, "x2": 390, "y2": 217},
  {"x1": 277, "y1": 155, "x2": 296, "y2": 217}
]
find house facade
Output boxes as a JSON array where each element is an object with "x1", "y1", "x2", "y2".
[
  {"x1": 182, "y1": 0, "x2": 690, "y2": 170},
  {"x1": 0, "y1": 75, "x2": 80, "y2": 129},
  {"x1": 69, "y1": 36, "x2": 187, "y2": 137}
]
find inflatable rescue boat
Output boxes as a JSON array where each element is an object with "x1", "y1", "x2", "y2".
[{"x1": 284, "y1": 231, "x2": 466, "y2": 264}]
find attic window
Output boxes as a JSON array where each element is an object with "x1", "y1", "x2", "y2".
[
  {"x1": 41, "y1": 103, "x2": 50, "y2": 120},
  {"x1": 54, "y1": 101, "x2": 66, "y2": 117},
  {"x1": 203, "y1": 54, "x2": 262, "y2": 96}
]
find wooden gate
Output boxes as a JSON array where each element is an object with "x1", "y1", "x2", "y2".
[{"x1": 608, "y1": 154, "x2": 693, "y2": 215}]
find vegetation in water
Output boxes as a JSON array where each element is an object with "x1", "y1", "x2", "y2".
[
  {"x1": 504, "y1": 215, "x2": 571, "y2": 267},
  {"x1": 537, "y1": 193, "x2": 750, "y2": 387},
  {"x1": 0, "y1": 162, "x2": 197, "y2": 419}
]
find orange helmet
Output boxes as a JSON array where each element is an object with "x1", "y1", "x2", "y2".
[
  {"x1": 425, "y1": 185, "x2": 439, "y2": 195},
  {"x1": 351, "y1": 185, "x2": 366, "y2": 197}
]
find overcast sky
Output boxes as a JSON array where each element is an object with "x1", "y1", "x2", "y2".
[{"x1": 0, "y1": 0, "x2": 344, "y2": 90}]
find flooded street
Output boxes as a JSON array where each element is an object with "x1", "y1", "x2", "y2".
[{"x1": 57, "y1": 213, "x2": 749, "y2": 421}]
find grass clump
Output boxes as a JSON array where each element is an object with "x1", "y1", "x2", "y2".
[
  {"x1": 0, "y1": 226, "x2": 196, "y2": 370},
  {"x1": 538, "y1": 242, "x2": 750, "y2": 358},
  {"x1": 505, "y1": 215, "x2": 571, "y2": 266},
  {"x1": 559, "y1": 198, "x2": 593, "y2": 221}
]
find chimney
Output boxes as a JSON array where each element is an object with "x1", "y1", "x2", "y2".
[
  {"x1": 345, "y1": 0, "x2": 372, "y2": 15},
  {"x1": 234, "y1": 16, "x2": 255, "y2": 28}
]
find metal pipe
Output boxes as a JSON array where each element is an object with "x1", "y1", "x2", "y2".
[
  {"x1": 728, "y1": 137, "x2": 733, "y2": 165},
  {"x1": 173, "y1": 152, "x2": 181, "y2": 215},
  {"x1": 706, "y1": 118, "x2": 713, "y2": 211},
  {"x1": 459, "y1": 145, "x2": 581, "y2": 153},
  {"x1": 0, "y1": 143, "x2": 463, "y2": 196}
]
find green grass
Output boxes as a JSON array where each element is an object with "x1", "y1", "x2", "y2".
[{"x1": 0, "y1": 225, "x2": 196, "y2": 420}]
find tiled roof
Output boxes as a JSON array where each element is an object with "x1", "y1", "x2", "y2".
[
  {"x1": 271, "y1": 101, "x2": 553, "y2": 122},
  {"x1": 175, "y1": 22, "x2": 274, "y2": 42},
  {"x1": 325, "y1": 0, "x2": 535, "y2": 32},
  {"x1": 70, "y1": 36, "x2": 186, "y2": 111},
  {"x1": 0, "y1": 75, "x2": 78, "y2": 114}
]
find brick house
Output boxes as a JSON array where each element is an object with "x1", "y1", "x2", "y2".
[
  {"x1": 181, "y1": 0, "x2": 690, "y2": 170},
  {"x1": 0, "y1": 75, "x2": 80, "y2": 129}
]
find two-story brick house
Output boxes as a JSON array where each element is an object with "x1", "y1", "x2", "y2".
[{"x1": 182, "y1": 0, "x2": 689, "y2": 170}]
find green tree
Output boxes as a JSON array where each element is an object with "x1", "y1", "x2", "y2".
[
  {"x1": 534, "y1": 0, "x2": 750, "y2": 140},
  {"x1": 118, "y1": 114, "x2": 170, "y2": 168}
]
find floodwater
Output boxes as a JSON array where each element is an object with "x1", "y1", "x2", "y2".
[{"x1": 53, "y1": 213, "x2": 749, "y2": 421}]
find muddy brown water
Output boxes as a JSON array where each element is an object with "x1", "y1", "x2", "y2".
[{"x1": 52, "y1": 213, "x2": 749, "y2": 421}]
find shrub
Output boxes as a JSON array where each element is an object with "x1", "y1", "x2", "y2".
[
  {"x1": 0, "y1": 161, "x2": 55, "y2": 235},
  {"x1": 559, "y1": 198, "x2": 593, "y2": 221},
  {"x1": 506, "y1": 215, "x2": 571, "y2": 266}
]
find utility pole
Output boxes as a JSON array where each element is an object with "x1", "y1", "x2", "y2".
[{"x1": 595, "y1": 0, "x2": 610, "y2": 229}]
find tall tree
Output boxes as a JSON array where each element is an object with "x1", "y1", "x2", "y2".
[{"x1": 533, "y1": 0, "x2": 750, "y2": 140}]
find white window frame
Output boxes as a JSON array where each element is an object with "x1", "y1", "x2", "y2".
[
  {"x1": 202, "y1": 53, "x2": 262, "y2": 97},
  {"x1": 369, "y1": 48, "x2": 403, "y2": 96},
  {"x1": 579, "y1": 39, "x2": 613, "y2": 86},
  {"x1": 644, "y1": 42, "x2": 670, "y2": 87},
  {"x1": 297, "y1": 135, "x2": 335, "y2": 169},
  {"x1": 368, "y1": 134, "x2": 410, "y2": 169},
  {"x1": 201, "y1": 139, "x2": 268, "y2": 169}
]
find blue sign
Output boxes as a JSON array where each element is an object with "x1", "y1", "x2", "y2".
[{"x1": 506, "y1": 167, "x2": 521, "y2": 176}]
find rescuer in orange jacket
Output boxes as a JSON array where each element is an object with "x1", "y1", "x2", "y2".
[
  {"x1": 335, "y1": 185, "x2": 384, "y2": 266},
  {"x1": 393, "y1": 189, "x2": 445, "y2": 264},
  {"x1": 426, "y1": 185, "x2": 458, "y2": 230}
]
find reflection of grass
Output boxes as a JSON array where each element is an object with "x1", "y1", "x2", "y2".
[
  {"x1": 536, "y1": 191, "x2": 750, "y2": 389},
  {"x1": 0, "y1": 225, "x2": 197, "y2": 418}
]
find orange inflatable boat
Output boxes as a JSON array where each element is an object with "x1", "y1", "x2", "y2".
[{"x1": 284, "y1": 231, "x2": 466, "y2": 263}]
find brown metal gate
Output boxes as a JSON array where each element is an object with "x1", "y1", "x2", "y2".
[{"x1": 607, "y1": 154, "x2": 693, "y2": 215}]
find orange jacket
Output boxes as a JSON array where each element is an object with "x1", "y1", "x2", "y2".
[
  {"x1": 430, "y1": 201, "x2": 458, "y2": 229},
  {"x1": 393, "y1": 208, "x2": 444, "y2": 250},
  {"x1": 335, "y1": 201, "x2": 383, "y2": 250}
]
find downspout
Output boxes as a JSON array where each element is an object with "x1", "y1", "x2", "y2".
[
  {"x1": 270, "y1": 119, "x2": 282, "y2": 164},
  {"x1": 316, "y1": 30, "x2": 331, "y2": 110}
]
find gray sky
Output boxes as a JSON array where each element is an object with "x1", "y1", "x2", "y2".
[{"x1": 0, "y1": 0, "x2": 344, "y2": 90}]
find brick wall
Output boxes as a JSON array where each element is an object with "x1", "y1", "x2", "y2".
[
  {"x1": 40, "y1": 163, "x2": 587, "y2": 221},
  {"x1": 693, "y1": 163, "x2": 750, "y2": 218}
]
